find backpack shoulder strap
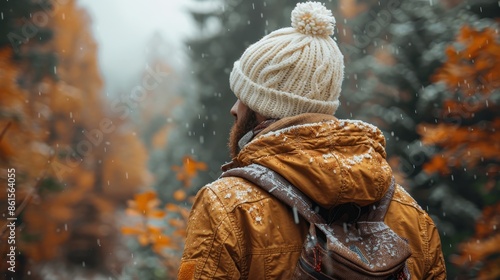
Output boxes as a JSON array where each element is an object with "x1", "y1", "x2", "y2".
[
  {"x1": 220, "y1": 163, "x2": 326, "y2": 224},
  {"x1": 366, "y1": 178, "x2": 396, "y2": 222},
  {"x1": 221, "y1": 164, "x2": 396, "y2": 224}
]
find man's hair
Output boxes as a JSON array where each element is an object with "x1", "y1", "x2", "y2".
[{"x1": 228, "y1": 108, "x2": 259, "y2": 158}]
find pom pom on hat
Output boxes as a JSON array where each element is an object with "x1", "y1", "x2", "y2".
[
  {"x1": 291, "y1": 2, "x2": 335, "y2": 36},
  {"x1": 230, "y1": 1, "x2": 344, "y2": 119}
]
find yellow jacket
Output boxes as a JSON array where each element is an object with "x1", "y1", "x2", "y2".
[{"x1": 178, "y1": 114, "x2": 446, "y2": 279}]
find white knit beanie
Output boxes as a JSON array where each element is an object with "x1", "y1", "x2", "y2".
[{"x1": 230, "y1": 2, "x2": 344, "y2": 119}]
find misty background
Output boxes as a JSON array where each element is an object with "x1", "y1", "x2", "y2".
[
  {"x1": 0, "y1": 0, "x2": 499, "y2": 279},
  {"x1": 78, "y1": 0, "x2": 196, "y2": 95}
]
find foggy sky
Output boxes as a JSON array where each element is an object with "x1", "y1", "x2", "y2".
[{"x1": 77, "y1": 0, "x2": 196, "y2": 96}]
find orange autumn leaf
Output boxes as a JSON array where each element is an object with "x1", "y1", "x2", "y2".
[
  {"x1": 172, "y1": 156, "x2": 207, "y2": 187},
  {"x1": 456, "y1": 26, "x2": 498, "y2": 55},
  {"x1": 173, "y1": 189, "x2": 187, "y2": 201},
  {"x1": 418, "y1": 120, "x2": 500, "y2": 175},
  {"x1": 151, "y1": 233, "x2": 171, "y2": 245},
  {"x1": 121, "y1": 226, "x2": 144, "y2": 235},
  {"x1": 441, "y1": 99, "x2": 477, "y2": 119},
  {"x1": 151, "y1": 233, "x2": 172, "y2": 254},
  {"x1": 137, "y1": 233, "x2": 150, "y2": 246},
  {"x1": 127, "y1": 191, "x2": 161, "y2": 216},
  {"x1": 146, "y1": 225, "x2": 163, "y2": 235},
  {"x1": 173, "y1": 228, "x2": 187, "y2": 238},
  {"x1": 148, "y1": 209, "x2": 166, "y2": 218},
  {"x1": 121, "y1": 224, "x2": 170, "y2": 249},
  {"x1": 422, "y1": 155, "x2": 450, "y2": 175},
  {"x1": 452, "y1": 235, "x2": 500, "y2": 274},
  {"x1": 452, "y1": 203, "x2": 500, "y2": 279},
  {"x1": 165, "y1": 203, "x2": 180, "y2": 212},
  {"x1": 432, "y1": 26, "x2": 500, "y2": 99}
]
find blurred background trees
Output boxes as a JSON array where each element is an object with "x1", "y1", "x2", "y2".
[
  {"x1": 329, "y1": 0, "x2": 500, "y2": 278},
  {"x1": 1, "y1": 0, "x2": 499, "y2": 279}
]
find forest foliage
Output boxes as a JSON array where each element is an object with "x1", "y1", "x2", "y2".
[
  {"x1": 0, "y1": 0, "x2": 499, "y2": 279},
  {"x1": 0, "y1": 0, "x2": 168, "y2": 278}
]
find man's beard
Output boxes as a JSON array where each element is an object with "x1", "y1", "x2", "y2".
[{"x1": 228, "y1": 109, "x2": 259, "y2": 158}]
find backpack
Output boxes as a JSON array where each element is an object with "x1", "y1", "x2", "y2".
[{"x1": 221, "y1": 164, "x2": 411, "y2": 280}]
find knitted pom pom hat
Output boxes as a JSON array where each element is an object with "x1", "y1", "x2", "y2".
[{"x1": 230, "y1": 2, "x2": 344, "y2": 119}]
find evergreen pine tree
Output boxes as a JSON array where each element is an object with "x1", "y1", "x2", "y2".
[{"x1": 330, "y1": 0, "x2": 500, "y2": 277}]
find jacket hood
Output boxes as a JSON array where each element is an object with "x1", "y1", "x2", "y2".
[{"x1": 234, "y1": 113, "x2": 393, "y2": 209}]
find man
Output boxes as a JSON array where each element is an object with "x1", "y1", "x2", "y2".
[{"x1": 178, "y1": 2, "x2": 446, "y2": 279}]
